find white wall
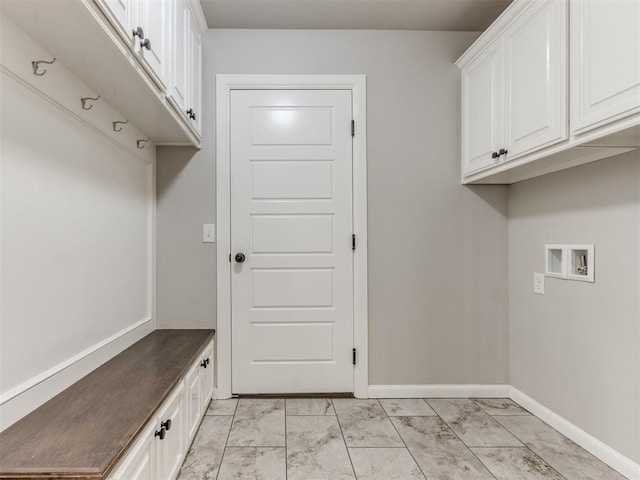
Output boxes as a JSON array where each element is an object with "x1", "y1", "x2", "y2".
[
  {"x1": 509, "y1": 151, "x2": 640, "y2": 464},
  {"x1": 0, "y1": 71, "x2": 154, "y2": 428},
  {"x1": 157, "y1": 29, "x2": 510, "y2": 386}
]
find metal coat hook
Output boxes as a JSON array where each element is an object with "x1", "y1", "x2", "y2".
[
  {"x1": 81, "y1": 95, "x2": 100, "y2": 110},
  {"x1": 112, "y1": 119, "x2": 128, "y2": 132},
  {"x1": 32, "y1": 57, "x2": 56, "y2": 76},
  {"x1": 137, "y1": 138, "x2": 150, "y2": 149}
]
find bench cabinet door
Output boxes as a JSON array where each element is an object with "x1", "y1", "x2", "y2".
[{"x1": 107, "y1": 423, "x2": 156, "y2": 480}]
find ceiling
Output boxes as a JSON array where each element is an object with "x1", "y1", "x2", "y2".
[{"x1": 198, "y1": 0, "x2": 513, "y2": 32}]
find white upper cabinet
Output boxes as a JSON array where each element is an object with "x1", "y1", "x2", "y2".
[
  {"x1": 188, "y1": 13, "x2": 203, "y2": 135},
  {"x1": 460, "y1": 0, "x2": 567, "y2": 175},
  {"x1": 457, "y1": 0, "x2": 639, "y2": 184},
  {"x1": 135, "y1": 0, "x2": 170, "y2": 89},
  {"x1": 169, "y1": 0, "x2": 190, "y2": 116},
  {"x1": 571, "y1": 0, "x2": 640, "y2": 134},
  {"x1": 167, "y1": 0, "x2": 203, "y2": 136},
  {"x1": 461, "y1": 41, "x2": 504, "y2": 174},
  {"x1": 98, "y1": 0, "x2": 134, "y2": 43},
  {"x1": 4, "y1": 0, "x2": 206, "y2": 146},
  {"x1": 504, "y1": 0, "x2": 567, "y2": 158}
]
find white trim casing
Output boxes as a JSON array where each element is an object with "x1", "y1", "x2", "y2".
[
  {"x1": 368, "y1": 384, "x2": 512, "y2": 398},
  {"x1": 510, "y1": 387, "x2": 640, "y2": 480},
  {"x1": 215, "y1": 74, "x2": 368, "y2": 399}
]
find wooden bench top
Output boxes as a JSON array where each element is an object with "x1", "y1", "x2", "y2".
[{"x1": 0, "y1": 329, "x2": 215, "y2": 479}]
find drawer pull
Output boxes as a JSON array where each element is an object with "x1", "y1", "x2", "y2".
[
  {"x1": 201, "y1": 358, "x2": 210, "y2": 368},
  {"x1": 161, "y1": 419, "x2": 172, "y2": 431},
  {"x1": 155, "y1": 427, "x2": 166, "y2": 440}
]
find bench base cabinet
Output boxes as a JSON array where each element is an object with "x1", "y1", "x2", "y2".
[
  {"x1": 458, "y1": 0, "x2": 640, "y2": 184},
  {"x1": 108, "y1": 340, "x2": 214, "y2": 480}
]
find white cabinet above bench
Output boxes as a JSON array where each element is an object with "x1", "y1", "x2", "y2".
[
  {"x1": 458, "y1": 0, "x2": 640, "y2": 184},
  {"x1": 0, "y1": 0, "x2": 206, "y2": 148}
]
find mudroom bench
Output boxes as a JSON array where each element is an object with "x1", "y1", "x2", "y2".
[{"x1": 0, "y1": 329, "x2": 215, "y2": 480}]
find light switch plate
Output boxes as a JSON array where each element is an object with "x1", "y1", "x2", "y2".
[
  {"x1": 533, "y1": 273, "x2": 545, "y2": 295},
  {"x1": 203, "y1": 224, "x2": 215, "y2": 243}
]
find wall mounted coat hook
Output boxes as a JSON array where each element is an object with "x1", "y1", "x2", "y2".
[
  {"x1": 112, "y1": 119, "x2": 128, "y2": 132},
  {"x1": 137, "y1": 138, "x2": 150, "y2": 149},
  {"x1": 32, "y1": 57, "x2": 56, "y2": 76},
  {"x1": 81, "y1": 95, "x2": 100, "y2": 110}
]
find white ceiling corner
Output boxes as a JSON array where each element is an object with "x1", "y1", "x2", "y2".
[{"x1": 198, "y1": 0, "x2": 514, "y2": 32}]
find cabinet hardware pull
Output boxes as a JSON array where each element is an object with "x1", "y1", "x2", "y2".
[
  {"x1": 81, "y1": 95, "x2": 100, "y2": 110},
  {"x1": 155, "y1": 427, "x2": 166, "y2": 440},
  {"x1": 137, "y1": 138, "x2": 150, "y2": 149},
  {"x1": 32, "y1": 57, "x2": 56, "y2": 76},
  {"x1": 187, "y1": 108, "x2": 196, "y2": 120},
  {"x1": 201, "y1": 360, "x2": 208, "y2": 368},
  {"x1": 161, "y1": 419, "x2": 172, "y2": 431},
  {"x1": 140, "y1": 38, "x2": 151, "y2": 50},
  {"x1": 491, "y1": 151, "x2": 499, "y2": 159},
  {"x1": 132, "y1": 26, "x2": 144, "y2": 39},
  {"x1": 499, "y1": 148, "x2": 508, "y2": 156}
]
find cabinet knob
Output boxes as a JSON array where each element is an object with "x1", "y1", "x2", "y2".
[
  {"x1": 140, "y1": 38, "x2": 152, "y2": 50},
  {"x1": 161, "y1": 419, "x2": 172, "y2": 431},
  {"x1": 186, "y1": 108, "x2": 196, "y2": 120},
  {"x1": 499, "y1": 148, "x2": 508, "y2": 156},
  {"x1": 155, "y1": 427, "x2": 166, "y2": 440},
  {"x1": 491, "y1": 151, "x2": 499, "y2": 159},
  {"x1": 132, "y1": 26, "x2": 144, "y2": 39},
  {"x1": 201, "y1": 359, "x2": 208, "y2": 368}
]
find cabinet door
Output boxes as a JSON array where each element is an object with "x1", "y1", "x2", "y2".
[
  {"x1": 169, "y1": 0, "x2": 190, "y2": 117},
  {"x1": 97, "y1": 0, "x2": 133, "y2": 43},
  {"x1": 155, "y1": 383, "x2": 185, "y2": 480},
  {"x1": 108, "y1": 423, "x2": 155, "y2": 480},
  {"x1": 188, "y1": 15, "x2": 203, "y2": 135},
  {"x1": 199, "y1": 342, "x2": 214, "y2": 411},
  {"x1": 571, "y1": 0, "x2": 640, "y2": 133},
  {"x1": 137, "y1": 0, "x2": 169, "y2": 89},
  {"x1": 184, "y1": 362, "x2": 202, "y2": 442},
  {"x1": 461, "y1": 41, "x2": 504, "y2": 174},
  {"x1": 505, "y1": 0, "x2": 567, "y2": 158}
]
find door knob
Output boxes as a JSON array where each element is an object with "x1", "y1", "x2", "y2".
[{"x1": 235, "y1": 253, "x2": 246, "y2": 263}]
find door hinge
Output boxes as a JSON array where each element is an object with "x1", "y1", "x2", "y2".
[
  {"x1": 352, "y1": 348, "x2": 357, "y2": 365},
  {"x1": 352, "y1": 234, "x2": 356, "y2": 251},
  {"x1": 351, "y1": 120, "x2": 355, "y2": 137}
]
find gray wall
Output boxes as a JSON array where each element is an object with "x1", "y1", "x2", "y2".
[
  {"x1": 508, "y1": 151, "x2": 640, "y2": 463},
  {"x1": 157, "y1": 29, "x2": 510, "y2": 385}
]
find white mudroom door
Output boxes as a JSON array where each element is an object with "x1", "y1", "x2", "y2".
[{"x1": 230, "y1": 89, "x2": 355, "y2": 394}]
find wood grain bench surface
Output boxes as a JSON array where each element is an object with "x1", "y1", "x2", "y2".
[{"x1": 0, "y1": 329, "x2": 215, "y2": 480}]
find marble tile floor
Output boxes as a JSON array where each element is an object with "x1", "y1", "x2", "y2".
[{"x1": 177, "y1": 397, "x2": 627, "y2": 480}]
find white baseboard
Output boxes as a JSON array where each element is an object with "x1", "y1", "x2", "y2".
[
  {"x1": 0, "y1": 318, "x2": 154, "y2": 431},
  {"x1": 368, "y1": 384, "x2": 511, "y2": 398},
  {"x1": 509, "y1": 387, "x2": 640, "y2": 480}
]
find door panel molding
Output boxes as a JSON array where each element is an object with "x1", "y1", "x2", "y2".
[{"x1": 215, "y1": 74, "x2": 368, "y2": 398}]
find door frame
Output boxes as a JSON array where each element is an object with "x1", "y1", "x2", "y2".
[{"x1": 215, "y1": 74, "x2": 368, "y2": 399}]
